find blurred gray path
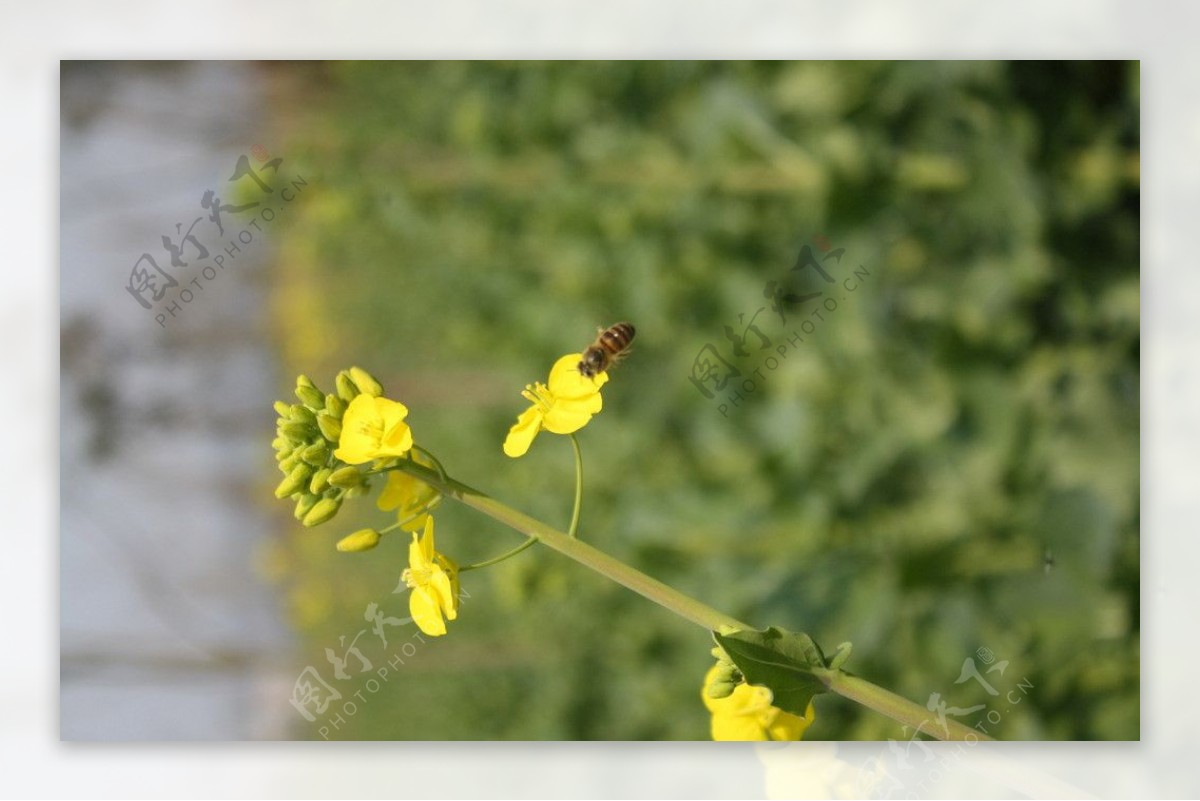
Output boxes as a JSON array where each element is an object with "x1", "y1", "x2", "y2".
[{"x1": 60, "y1": 62, "x2": 291, "y2": 739}]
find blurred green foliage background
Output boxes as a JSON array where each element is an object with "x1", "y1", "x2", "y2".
[{"x1": 261, "y1": 61, "x2": 1139, "y2": 740}]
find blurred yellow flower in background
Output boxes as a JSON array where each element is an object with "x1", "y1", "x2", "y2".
[
  {"x1": 378, "y1": 450, "x2": 442, "y2": 532},
  {"x1": 504, "y1": 353, "x2": 608, "y2": 457},
  {"x1": 334, "y1": 395, "x2": 414, "y2": 464},
  {"x1": 702, "y1": 665, "x2": 815, "y2": 741}
]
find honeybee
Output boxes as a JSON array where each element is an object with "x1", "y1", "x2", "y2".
[{"x1": 578, "y1": 322, "x2": 636, "y2": 379}]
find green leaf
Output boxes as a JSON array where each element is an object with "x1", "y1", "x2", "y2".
[{"x1": 714, "y1": 627, "x2": 832, "y2": 718}]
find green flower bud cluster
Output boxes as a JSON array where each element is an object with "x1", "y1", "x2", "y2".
[
  {"x1": 705, "y1": 643, "x2": 744, "y2": 699},
  {"x1": 271, "y1": 369, "x2": 378, "y2": 526}
]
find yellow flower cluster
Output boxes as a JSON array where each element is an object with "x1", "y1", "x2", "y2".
[
  {"x1": 273, "y1": 367, "x2": 459, "y2": 637},
  {"x1": 276, "y1": 348, "x2": 618, "y2": 638},
  {"x1": 271, "y1": 367, "x2": 389, "y2": 527}
]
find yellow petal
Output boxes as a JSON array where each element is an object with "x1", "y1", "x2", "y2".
[
  {"x1": 376, "y1": 396, "x2": 409, "y2": 424},
  {"x1": 380, "y1": 421, "x2": 414, "y2": 456},
  {"x1": 401, "y1": 509, "x2": 434, "y2": 534},
  {"x1": 409, "y1": 586, "x2": 447, "y2": 636},
  {"x1": 377, "y1": 470, "x2": 405, "y2": 511},
  {"x1": 712, "y1": 712, "x2": 770, "y2": 741},
  {"x1": 503, "y1": 405, "x2": 543, "y2": 457},
  {"x1": 407, "y1": 530, "x2": 429, "y2": 571},
  {"x1": 431, "y1": 568, "x2": 458, "y2": 621},
  {"x1": 542, "y1": 393, "x2": 603, "y2": 434},
  {"x1": 765, "y1": 702, "x2": 815, "y2": 741},
  {"x1": 377, "y1": 455, "x2": 440, "y2": 531},
  {"x1": 548, "y1": 353, "x2": 609, "y2": 398},
  {"x1": 418, "y1": 517, "x2": 436, "y2": 563},
  {"x1": 333, "y1": 396, "x2": 381, "y2": 464}
]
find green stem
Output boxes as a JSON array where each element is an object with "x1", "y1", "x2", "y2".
[
  {"x1": 460, "y1": 538, "x2": 537, "y2": 572},
  {"x1": 385, "y1": 456, "x2": 991, "y2": 742},
  {"x1": 411, "y1": 445, "x2": 448, "y2": 482},
  {"x1": 567, "y1": 433, "x2": 583, "y2": 538},
  {"x1": 813, "y1": 669, "x2": 990, "y2": 742},
  {"x1": 388, "y1": 457, "x2": 747, "y2": 631}
]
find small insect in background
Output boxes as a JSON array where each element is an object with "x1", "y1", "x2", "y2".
[{"x1": 578, "y1": 322, "x2": 636, "y2": 379}]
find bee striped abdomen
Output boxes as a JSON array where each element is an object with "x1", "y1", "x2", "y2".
[
  {"x1": 578, "y1": 322, "x2": 636, "y2": 378},
  {"x1": 599, "y1": 322, "x2": 635, "y2": 355}
]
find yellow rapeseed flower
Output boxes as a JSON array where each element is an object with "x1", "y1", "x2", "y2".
[
  {"x1": 378, "y1": 451, "x2": 442, "y2": 533},
  {"x1": 702, "y1": 665, "x2": 815, "y2": 741},
  {"x1": 334, "y1": 394, "x2": 414, "y2": 464},
  {"x1": 399, "y1": 517, "x2": 459, "y2": 636},
  {"x1": 503, "y1": 353, "x2": 608, "y2": 458}
]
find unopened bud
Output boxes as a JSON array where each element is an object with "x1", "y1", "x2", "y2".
[
  {"x1": 275, "y1": 463, "x2": 313, "y2": 499},
  {"x1": 302, "y1": 497, "x2": 342, "y2": 527},
  {"x1": 336, "y1": 528, "x2": 381, "y2": 552},
  {"x1": 706, "y1": 680, "x2": 737, "y2": 700},
  {"x1": 349, "y1": 367, "x2": 383, "y2": 397},
  {"x1": 273, "y1": 400, "x2": 290, "y2": 416},
  {"x1": 296, "y1": 385, "x2": 326, "y2": 410},
  {"x1": 280, "y1": 421, "x2": 317, "y2": 442},
  {"x1": 288, "y1": 404, "x2": 317, "y2": 425},
  {"x1": 324, "y1": 394, "x2": 347, "y2": 419},
  {"x1": 309, "y1": 467, "x2": 332, "y2": 494},
  {"x1": 336, "y1": 371, "x2": 359, "y2": 402},
  {"x1": 317, "y1": 412, "x2": 342, "y2": 442},
  {"x1": 293, "y1": 493, "x2": 319, "y2": 520},
  {"x1": 712, "y1": 663, "x2": 739, "y2": 684},
  {"x1": 301, "y1": 441, "x2": 328, "y2": 465},
  {"x1": 328, "y1": 466, "x2": 365, "y2": 488}
]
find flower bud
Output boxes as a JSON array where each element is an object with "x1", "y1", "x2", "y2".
[
  {"x1": 349, "y1": 366, "x2": 383, "y2": 397},
  {"x1": 288, "y1": 404, "x2": 317, "y2": 424},
  {"x1": 324, "y1": 394, "x2": 347, "y2": 419},
  {"x1": 273, "y1": 400, "x2": 291, "y2": 417},
  {"x1": 278, "y1": 451, "x2": 302, "y2": 473},
  {"x1": 293, "y1": 493, "x2": 319, "y2": 520},
  {"x1": 328, "y1": 466, "x2": 365, "y2": 488},
  {"x1": 309, "y1": 467, "x2": 332, "y2": 494},
  {"x1": 295, "y1": 385, "x2": 326, "y2": 411},
  {"x1": 317, "y1": 412, "x2": 342, "y2": 442},
  {"x1": 705, "y1": 680, "x2": 737, "y2": 700},
  {"x1": 280, "y1": 421, "x2": 317, "y2": 442},
  {"x1": 336, "y1": 371, "x2": 360, "y2": 402},
  {"x1": 336, "y1": 528, "x2": 381, "y2": 552},
  {"x1": 301, "y1": 441, "x2": 329, "y2": 465},
  {"x1": 302, "y1": 497, "x2": 342, "y2": 527},
  {"x1": 275, "y1": 463, "x2": 313, "y2": 499},
  {"x1": 271, "y1": 436, "x2": 291, "y2": 452},
  {"x1": 711, "y1": 662, "x2": 739, "y2": 684},
  {"x1": 296, "y1": 374, "x2": 316, "y2": 390}
]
